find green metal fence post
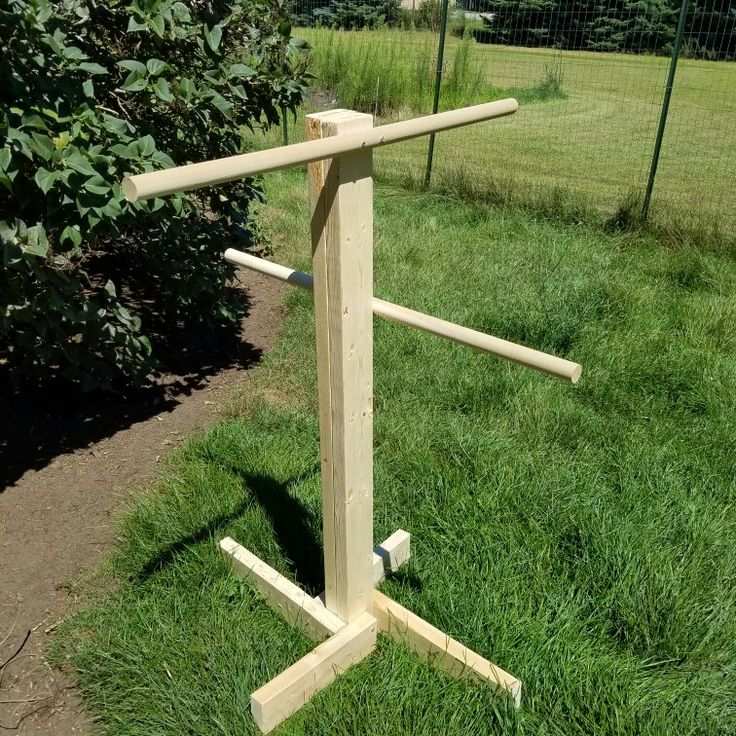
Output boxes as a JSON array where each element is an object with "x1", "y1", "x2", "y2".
[
  {"x1": 642, "y1": 0, "x2": 689, "y2": 219},
  {"x1": 423, "y1": 0, "x2": 450, "y2": 188}
]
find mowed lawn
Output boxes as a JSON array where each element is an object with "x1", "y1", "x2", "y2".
[
  {"x1": 54, "y1": 168, "x2": 736, "y2": 735},
  {"x1": 294, "y1": 29, "x2": 736, "y2": 229}
]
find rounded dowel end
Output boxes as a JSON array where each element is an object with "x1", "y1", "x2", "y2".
[
  {"x1": 570, "y1": 363, "x2": 582, "y2": 385},
  {"x1": 122, "y1": 177, "x2": 138, "y2": 203}
]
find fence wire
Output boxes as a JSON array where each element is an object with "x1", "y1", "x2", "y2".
[{"x1": 286, "y1": 0, "x2": 736, "y2": 231}]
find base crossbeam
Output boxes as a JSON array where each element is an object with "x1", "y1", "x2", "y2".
[
  {"x1": 219, "y1": 537, "x2": 344, "y2": 641},
  {"x1": 220, "y1": 532, "x2": 521, "y2": 733},
  {"x1": 251, "y1": 612, "x2": 377, "y2": 733},
  {"x1": 373, "y1": 589, "x2": 521, "y2": 707}
]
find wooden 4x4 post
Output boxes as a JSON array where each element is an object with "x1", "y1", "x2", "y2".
[
  {"x1": 122, "y1": 99, "x2": 583, "y2": 733},
  {"x1": 308, "y1": 110, "x2": 375, "y2": 626}
]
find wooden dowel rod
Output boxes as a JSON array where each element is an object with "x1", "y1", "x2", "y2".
[
  {"x1": 122, "y1": 99, "x2": 518, "y2": 202},
  {"x1": 372, "y1": 298, "x2": 581, "y2": 383},
  {"x1": 224, "y1": 248, "x2": 582, "y2": 384}
]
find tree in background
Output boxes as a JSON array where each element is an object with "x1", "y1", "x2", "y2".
[
  {"x1": 682, "y1": 0, "x2": 736, "y2": 59},
  {"x1": 1, "y1": 0, "x2": 308, "y2": 389},
  {"x1": 292, "y1": 0, "x2": 402, "y2": 29},
  {"x1": 467, "y1": 0, "x2": 734, "y2": 59}
]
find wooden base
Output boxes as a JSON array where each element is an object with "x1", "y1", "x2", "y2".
[
  {"x1": 251, "y1": 612, "x2": 377, "y2": 733},
  {"x1": 220, "y1": 537, "x2": 344, "y2": 641},
  {"x1": 373, "y1": 589, "x2": 521, "y2": 707},
  {"x1": 219, "y1": 532, "x2": 520, "y2": 733}
]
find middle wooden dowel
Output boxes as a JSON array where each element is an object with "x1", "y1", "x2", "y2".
[{"x1": 224, "y1": 249, "x2": 582, "y2": 384}]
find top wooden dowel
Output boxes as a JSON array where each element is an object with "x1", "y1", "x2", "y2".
[{"x1": 122, "y1": 99, "x2": 518, "y2": 202}]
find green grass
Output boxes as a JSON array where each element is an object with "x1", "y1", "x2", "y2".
[
  {"x1": 53, "y1": 169, "x2": 736, "y2": 735},
  {"x1": 295, "y1": 28, "x2": 736, "y2": 231},
  {"x1": 305, "y1": 28, "x2": 565, "y2": 116}
]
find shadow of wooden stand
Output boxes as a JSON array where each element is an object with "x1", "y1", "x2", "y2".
[{"x1": 123, "y1": 100, "x2": 583, "y2": 733}]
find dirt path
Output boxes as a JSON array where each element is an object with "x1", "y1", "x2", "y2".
[{"x1": 0, "y1": 270, "x2": 285, "y2": 735}]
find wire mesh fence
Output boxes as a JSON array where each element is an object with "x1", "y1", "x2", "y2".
[{"x1": 281, "y1": 0, "x2": 735, "y2": 232}]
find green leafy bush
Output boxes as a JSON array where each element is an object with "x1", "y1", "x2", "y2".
[{"x1": 1, "y1": 0, "x2": 308, "y2": 389}]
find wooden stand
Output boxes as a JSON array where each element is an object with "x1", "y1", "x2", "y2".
[
  {"x1": 219, "y1": 110, "x2": 521, "y2": 733},
  {"x1": 123, "y1": 99, "x2": 581, "y2": 733}
]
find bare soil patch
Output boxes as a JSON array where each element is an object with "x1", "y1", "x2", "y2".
[{"x1": 0, "y1": 269, "x2": 285, "y2": 734}]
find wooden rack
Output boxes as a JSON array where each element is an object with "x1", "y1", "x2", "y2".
[{"x1": 123, "y1": 99, "x2": 582, "y2": 733}]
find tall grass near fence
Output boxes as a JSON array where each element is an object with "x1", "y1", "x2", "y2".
[
  {"x1": 303, "y1": 28, "x2": 563, "y2": 116},
  {"x1": 309, "y1": 28, "x2": 436, "y2": 114}
]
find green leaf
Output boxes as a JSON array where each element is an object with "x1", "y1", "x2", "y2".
[
  {"x1": 172, "y1": 2, "x2": 191, "y2": 22},
  {"x1": 7, "y1": 129, "x2": 32, "y2": 158},
  {"x1": 151, "y1": 150, "x2": 175, "y2": 168},
  {"x1": 1, "y1": 219, "x2": 16, "y2": 243},
  {"x1": 153, "y1": 78, "x2": 174, "y2": 102},
  {"x1": 104, "y1": 279, "x2": 117, "y2": 297},
  {"x1": 101, "y1": 115, "x2": 132, "y2": 136},
  {"x1": 82, "y1": 79, "x2": 94, "y2": 97},
  {"x1": 204, "y1": 23, "x2": 223, "y2": 51},
  {"x1": 110, "y1": 141, "x2": 140, "y2": 160},
  {"x1": 62, "y1": 45, "x2": 86, "y2": 62},
  {"x1": 118, "y1": 60, "x2": 147, "y2": 74},
  {"x1": 178, "y1": 78, "x2": 196, "y2": 98},
  {"x1": 34, "y1": 167, "x2": 60, "y2": 194},
  {"x1": 79, "y1": 62, "x2": 108, "y2": 75},
  {"x1": 0, "y1": 148, "x2": 12, "y2": 172},
  {"x1": 146, "y1": 58, "x2": 168, "y2": 75},
  {"x1": 138, "y1": 135, "x2": 156, "y2": 157},
  {"x1": 83, "y1": 181, "x2": 112, "y2": 195},
  {"x1": 122, "y1": 74, "x2": 147, "y2": 92},
  {"x1": 278, "y1": 19, "x2": 292, "y2": 37},
  {"x1": 101, "y1": 198, "x2": 123, "y2": 217},
  {"x1": 44, "y1": 34, "x2": 63, "y2": 56},
  {"x1": 23, "y1": 225, "x2": 49, "y2": 258},
  {"x1": 21, "y1": 114, "x2": 47, "y2": 130},
  {"x1": 60, "y1": 225, "x2": 82, "y2": 248},
  {"x1": 202, "y1": 69, "x2": 222, "y2": 85},
  {"x1": 64, "y1": 150, "x2": 97, "y2": 176},
  {"x1": 127, "y1": 16, "x2": 148, "y2": 32},
  {"x1": 139, "y1": 334, "x2": 152, "y2": 353},
  {"x1": 289, "y1": 37, "x2": 311, "y2": 50},
  {"x1": 30, "y1": 133, "x2": 55, "y2": 161},
  {"x1": 208, "y1": 92, "x2": 232, "y2": 119},
  {"x1": 230, "y1": 84, "x2": 247, "y2": 101},
  {"x1": 228, "y1": 63, "x2": 256, "y2": 78},
  {"x1": 150, "y1": 15, "x2": 165, "y2": 37}
]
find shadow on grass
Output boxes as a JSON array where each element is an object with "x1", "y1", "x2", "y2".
[
  {"x1": 240, "y1": 468, "x2": 325, "y2": 595},
  {"x1": 134, "y1": 466, "x2": 325, "y2": 596}
]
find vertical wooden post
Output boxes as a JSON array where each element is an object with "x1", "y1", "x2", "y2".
[{"x1": 307, "y1": 110, "x2": 374, "y2": 623}]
